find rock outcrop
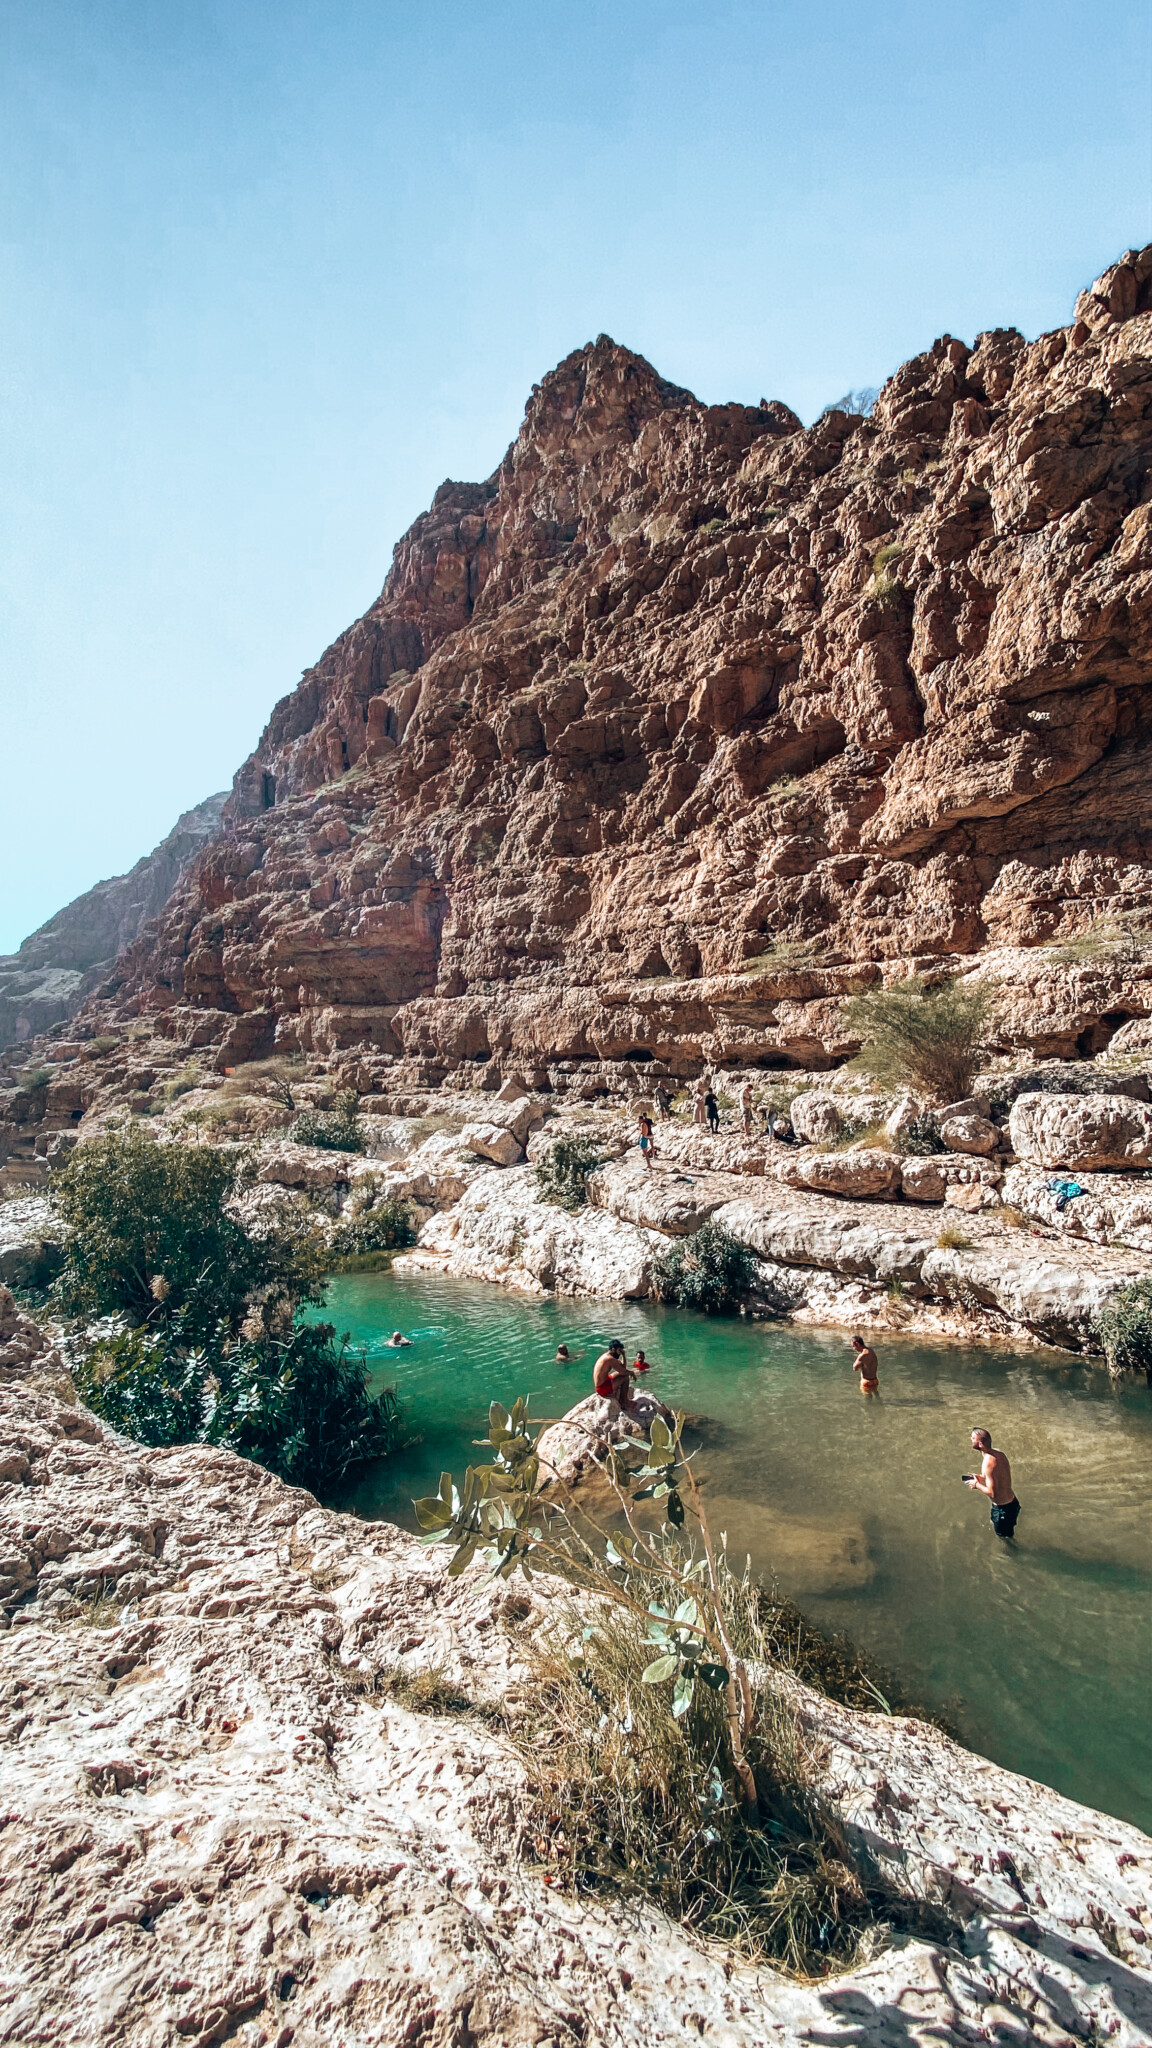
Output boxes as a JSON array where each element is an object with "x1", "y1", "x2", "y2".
[
  {"x1": 66, "y1": 245, "x2": 1152, "y2": 1082},
  {"x1": 0, "y1": 794, "x2": 226, "y2": 1052},
  {"x1": 2, "y1": 1368, "x2": 1150, "y2": 2046}
]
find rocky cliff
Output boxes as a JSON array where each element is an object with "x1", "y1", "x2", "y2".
[
  {"x1": 0, "y1": 795, "x2": 226, "y2": 1053},
  {"x1": 87, "y1": 246, "x2": 1152, "y2": 1082}
]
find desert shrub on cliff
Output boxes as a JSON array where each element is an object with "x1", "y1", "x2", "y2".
[
  {"x1": 650, "y1": 1218, "x2": 758, "y2": 1313},
  {"x1": 1095, "y1": 1278, "x2": 1152, "y2": 1381},
  {"x1": 534, "y1": 1135, "x2": 604, "y2": 1212},
  {"x1": 76, "y1": 1316, "x2": 399, "y2": 1489},
  {"x1": 416, "y1": 1399, "x2": 872, "y2": 1974},
  {"x1": 290, "y1": 1089, "x2": 364, "y2": 1152},
  {"x1": 843, "y1": 976, "x2": 996, "y2": 1103},
  {"x1": 902, "y1": 1111, "x2": 947, "y2": 1156}
]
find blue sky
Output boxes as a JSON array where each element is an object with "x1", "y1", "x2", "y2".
[{"x1": 1, "y1": 0, "x2": 1149, "y2": 951}]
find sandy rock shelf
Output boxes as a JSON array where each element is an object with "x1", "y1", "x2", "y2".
[{"x1": 0, "y1": 1369, "x2": 1150, "y2": 2047}]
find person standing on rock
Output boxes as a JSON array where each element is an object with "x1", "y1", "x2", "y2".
[
  {"x1": 965, "y1": 1429, "x2": 1020, "y2": 1540},
  {"x1": 704, "y1": 1088, "x2": 721, "y2": 1135},
  {"x1": 851, "y1": 1334, "x2": 879, "y2": 1395},
  {"x1": 654, "y1": 1082, "x2": 673, "y2": 1119},
  {"x1": 741, "y1": 1081, "x2": 754, "y2": 1136},
  {"x1": 638, "y1": 1113, "x2": 657, "y2": 1170},
  {"x1": 693, "y1": 1082, "x2": 708, "y2": 1127}
]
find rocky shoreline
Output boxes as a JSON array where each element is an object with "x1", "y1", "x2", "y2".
[{"x1": 1, "y1": 1296, "x2": 1150, "y2": 2047}]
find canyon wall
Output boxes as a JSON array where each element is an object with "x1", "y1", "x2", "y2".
[{"x1": 93, "y1": 248, "x2": 1152, "y2": 1079}]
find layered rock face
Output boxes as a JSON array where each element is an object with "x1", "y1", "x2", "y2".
[
  {"x1": 0, "y1": 795, "x2": 226, "y2": 1053},
  {"x1": 83, "y1": 246, "x2": 1152, "y2": 1080}
]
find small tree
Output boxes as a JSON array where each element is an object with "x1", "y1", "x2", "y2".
[
  {"x1": 51, "y1": 1122, "x2": 325, "y2": 1342},
  {"x1": 842, "y1": 975, "x2": 996, "y2": 1104},
  {"x1": 416, "y1": 1398, "x2": 759, "y2": 1814},
  {"x1": 534, "y1": 1135, "x2": 604, "y2": 1213},
  {"x1": 1096, "y1": 1278, "x2": 1152, "y2": 1381},
  {"x1": 651, "y1": 1219, "x2": 759, "y2": 1313}
]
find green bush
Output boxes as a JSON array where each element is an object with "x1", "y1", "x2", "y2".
[
  {"x1": 902, "y1": 1111, "x2": 946, "y2": 1156},
  {"x1": 328, "y1": 1193, "x2": 418, "y2": 1264},
  {"x1": 76, "y1": 1316, "x2": 399, "y2": 1490},
  {"x1": 534, "y1": 1135, "x2": 604, "y2": 1212},
  {"x1": 651, "y1": 1219, "x2": 759, "y2": 1314},
  {"x1": 291, "y1": 1089, "x2": 364, "y2": 1153},
  {"x1": 50, "y1": 1121, "x2": 325, "y2": 1343},
  {"x1": 843, "y1": 976, "x2": 996, "y2": 1104},
  {"x1": 1095, "y1": 1278, "x2": 1152, "y2": 1380}
]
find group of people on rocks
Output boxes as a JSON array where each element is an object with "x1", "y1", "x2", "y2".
[{"x1": 637, "y1": 1077, "x2": 799, "y2": 1167}]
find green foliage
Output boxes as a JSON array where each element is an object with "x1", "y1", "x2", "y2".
[
  {"x1": 18, "y1": 1066, "x2": 52, "y2": 1091},
  {"x1": 650, "y1": 1219, "x2": 759, "y2": 1314},
  {"x1": 153, "y1": 1064, "x2": 205, "y2": 1108},
  {"x1": 869, "y1": 543, "x2": 905, "y2": 611},
  {"x1": 328, "y1": 1192, "x2": 418, "y2": 1265},
  {"x1": 86, "y1": 1035, "x2": 120, "y2": 1055},
  {"x1": 415, "y1": 1395, "x2": 874, "y2": 1973},
  {"x1": 50, "y1": 1122, "x2": 325, "y2": 1342},
  {"x1": 414, "y1": 1396, "x2": 759, "y2": 1813},
  {"x1": 75, "y1": 1315, "x2": 399, "y2": 1491},
  {"x1": 843, "y1": 975, "x2": 996, "y2": 1104},
  {"x1": 534, "y1": 1135, "x2": 604, "y2": 1212},
  {"x1": 290, "y1": 1090, "x2": 364, "y2": 1152},
  {"x1": 1096, "y1": 1277, "x2": 1152, "y2": 1380},
  {"x1": 902, "y1": 1111, "x2": 946, "y2": 1156}
]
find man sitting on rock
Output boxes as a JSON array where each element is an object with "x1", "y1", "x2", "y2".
[{"x1": 593, "y1": 1339, "x2": 634, "y2": 1409}]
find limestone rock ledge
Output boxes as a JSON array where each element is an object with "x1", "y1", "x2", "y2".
[{"x1": 1, "y1": 1373, "x2": 1150, "y2": 2046}]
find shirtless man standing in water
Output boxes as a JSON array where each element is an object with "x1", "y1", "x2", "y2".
[
  {"x1": 850, "y1": 1333, "x2": 879, "y2": 1395},
  {"x1": 965, "y1": 1428, "x2": 1021, "y2": 1539}
]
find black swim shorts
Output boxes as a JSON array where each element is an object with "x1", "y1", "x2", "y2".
[{"x1": 990, "y1": 1498, "x2": 1020, "y2": 1540}]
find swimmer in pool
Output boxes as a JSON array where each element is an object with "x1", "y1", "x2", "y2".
[
  {"x1": 965, "y1": 1428, "x2": 1020, "y2": 1540},
  {"x1": 555, "y1": 1343, "x2": 571, "y2": 1362},
  {"x1": 851, "y1": 1333, "x2": 878, "y2": 1395},
  {"x1": 386, "y1": 1330, "x2": 412, "y2": 1348}
]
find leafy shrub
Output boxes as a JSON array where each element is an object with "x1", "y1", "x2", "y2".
[
  {"x1": 843, "y1": 976, "x2": 996, "y2": 1104},
  {"x1": 534, "y1": 1135, "x2": 604, "y2": 1212},
  {"x1": 76, "y1": 1315, "x2": 399, "y2": 1490},
  {"x1": 1095, "y1": 1277, "x2": 1152, "y2": 1380},
  {"x1": 902, "y1": 1111, "x2": 946, "y2": 1156},
  {"x1": 416, "y1": 1398, "x2": 876, "y2": 1975},
  {"x1": 328, "y1": 1193, "x2": 418, "y2": 1265},
  {"x1": 291, "y1": 1089, "x2": 364, "y2": 1153},
  {"x1": 50, "y1": 1121, "x2": 325, "y2": 1343},
  {"x1": 153, "y1": 1064, "x2": 205, "y2": 1108},
  {"x1": 18, "y1": 1066, "x2": 52, "y2": 1091},
  {"x1": 86, "y1": 1035, "x2": 120, "y2": 1055},
  {"x1": 869, "y1": 543, "x2": 905, "y2": 612},
  {"x1": 651, "y1": 1219, "x2": 759, "y2": 1313}
]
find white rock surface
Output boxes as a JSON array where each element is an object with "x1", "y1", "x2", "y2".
[
  {"x1": 1009, "y1": 1092, "x2": 1152, "y2": 1170},
  {"x1": 0, "y1": 1194, "x2": 62, "y2": 1289},
  {"x1": 921, "y1": 1238, "x2": 1145, "y2": 1347},
  {"x1": 776, "y1": 1146, "x2": 904, "y2": 1200},
  {"x1": 1, "y1": 1374, "x2": 1149, "y2": 2047},
  {"x1": 901, "y1": 1155, "x2": 1003, "y2": 1202},
  {"x1": 256, "y1": 1141, "x2": 352, "y2": 1191},
  {"x1": 1003, "y1": 1164, "x2": 1152, "y2": 1253},
  {"x1": 397, "y1": 1166, "x2": 659, "y2": 1298}
]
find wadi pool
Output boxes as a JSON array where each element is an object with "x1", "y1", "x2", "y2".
[{"x1": 316, "y1": 1269, "x2": 1152, "y2": 1834}]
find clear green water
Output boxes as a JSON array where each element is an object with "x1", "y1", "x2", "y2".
[{"x1": 317, "y1": 1270, "x2": 1152, "y2": 1834}]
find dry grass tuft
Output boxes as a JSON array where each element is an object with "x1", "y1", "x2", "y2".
[
  {"x1": 511, "y1": 1566, "x2": 876, "y2": 1978},
  {"x1": 936, "y1": 1225, "x2": 974, "y2": 1250}
]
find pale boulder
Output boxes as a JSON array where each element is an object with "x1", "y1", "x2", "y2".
[
  {"x1": 789, "y1": 1093, "x2": 842, "y2": 1143},
  {"x1": 943, "y1": 1181, "x2": 1001, "y2": 1211},
  {"x1": 776, "y1": 1146, "x2": 902, "y2": 1199},
  {"x1": 1008, "y1": 1091, "x2": 1152, "y2": 1170},
  {"x1": 256, "y1": 1141, "x2": 351, "y2": 1191},
  {"x1": 459, "y1": 1121, "x2": 525, "y2": 1166},
  {"x1": 939, "y1": 1113, "x2": 1000, "y2": 1156},
  {"x1": 901, "y1": 1156, "x2": 1002, "y2": 1203}
]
